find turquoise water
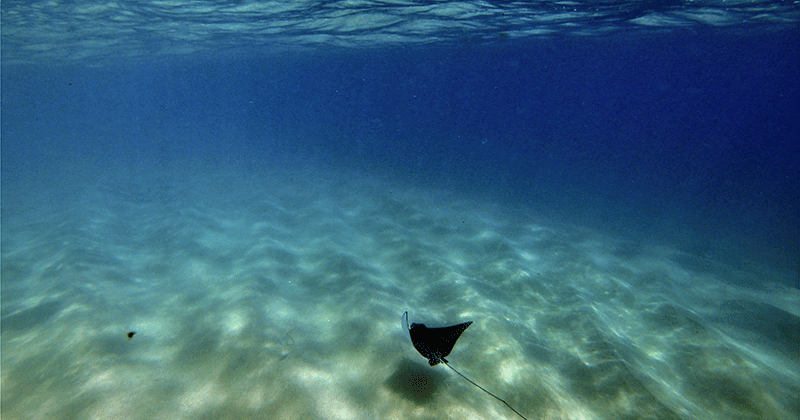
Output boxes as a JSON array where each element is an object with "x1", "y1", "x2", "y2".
[
  {"x1": 2, "y1": 1, "x2": 798, "y2": 419},
  {"x1": 2, "y1": 160, "x2": 797, "y2": 419}
]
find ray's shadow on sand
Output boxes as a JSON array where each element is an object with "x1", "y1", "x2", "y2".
[{"x1": 385, "y1": 358, "x2": 448, "y2": 404}]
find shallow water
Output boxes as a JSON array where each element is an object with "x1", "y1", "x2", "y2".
[
  {"x1": 2, "y1": 161, "x2": 796, "y2": 420},
  {"x1": 2, "y1": 2, "x2": 798, "y2": 416}
]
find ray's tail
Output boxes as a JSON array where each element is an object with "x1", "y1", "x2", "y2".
[{"x1": 444, "y1": 362, "x2": 529, "y2": 420}]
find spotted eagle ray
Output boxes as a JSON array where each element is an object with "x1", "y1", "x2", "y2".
[{"x1": 402, "y1": 311, "x2": 529, "y2": 420}]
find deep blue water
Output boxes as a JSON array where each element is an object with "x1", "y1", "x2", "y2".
[{"x1": 4, "y1": 29, "x2": 799, "y2": 277}]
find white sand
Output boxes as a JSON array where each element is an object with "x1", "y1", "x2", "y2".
[{"x1": 2, "y1": 160, "x2": 797, "y2": 420}]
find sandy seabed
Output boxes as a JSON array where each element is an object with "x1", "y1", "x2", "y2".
[{"x1": 2, "y1": 161, "x2": 797, "y2": 420}]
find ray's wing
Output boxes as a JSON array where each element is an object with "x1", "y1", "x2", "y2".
[
  {"x1": 409, "y1": 321, "x2": 472, "y2": 365},
  {"x1": 433, "y1": 321, "x2": 472, "y2": 361}
]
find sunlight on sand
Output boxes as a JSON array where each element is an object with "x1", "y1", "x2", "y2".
[{"x1": 1, "y1": 165, "x2": 797, "y2": 420}]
